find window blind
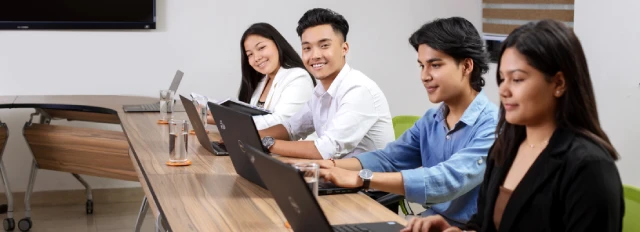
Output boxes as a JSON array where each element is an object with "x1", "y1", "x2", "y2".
[{"x1": 482, "y1": 0, "x2": 575, "y2": 35}]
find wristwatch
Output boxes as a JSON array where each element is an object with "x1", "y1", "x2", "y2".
[
  {"x1": 261, "y1": 136, "x2": 275, "y2": 150},
  {"x1": 358, "y1": 169, "x2": 373, "y2": 191}
]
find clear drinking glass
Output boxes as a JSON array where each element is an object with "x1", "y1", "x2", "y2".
[
  {"x1": 192, "y1": 95, "x2": 208, "y2": 128},
  {"x1": 159, "y1": 89, "x2": 175, "y2": 121},
  {"x1": 168, "y1": 119, "x2": 189, "y2": 163},
  {"x1": 293, "y1": 163, "x2": 319, "y2": 197}
]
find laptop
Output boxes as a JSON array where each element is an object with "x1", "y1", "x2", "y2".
[
  {"x1": 217, "y1": 98, "x2": 271, "y2": 116},
  {"x1": 245, "y1": 144, "x2": 405, "y2": 232},
  {"x1": 208, "y1": 102, "x2": 270, "y2": 188},
  {"x1": 123, "y1": 70, "x2": 184, "y2": 112},
  {"x1": 178, "y1": 95, "x2": 228, "y2": 156},
  {"x1": 208, "y1": 102, "x2": 361, "y2": 195},
  {"x1": 189, "y1": 93, "x2": 271, "y2": 116}
]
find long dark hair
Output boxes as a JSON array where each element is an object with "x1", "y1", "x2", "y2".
[
  {"x1": 492, "y1": 19, "x2": 618, "y2": 165},
  {"x1": 238, "y1": 22, "x2": 315, "y2": 103}
]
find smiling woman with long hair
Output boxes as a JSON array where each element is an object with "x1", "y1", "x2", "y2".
[
  {"x1": 207, "y1": 22, "x2": 315, "y2": 130},
  {"x1": 403, "y1": 19, "x2": 624, "y2": 232}
]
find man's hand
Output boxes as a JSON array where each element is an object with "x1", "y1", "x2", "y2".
[
  {"x1": 401, "y1": 215, "x2": 468, "y2": 232},
  {"x1": 281, "y1": 159, "x2": 334, "y2": 169},
  {"x1": 318, "y1": 167, "x2": 362, "y2": 188}
]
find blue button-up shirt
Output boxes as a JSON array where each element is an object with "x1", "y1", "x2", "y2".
[{"x1": 356, "y1": 91, "x2": 498, "y2": 225}]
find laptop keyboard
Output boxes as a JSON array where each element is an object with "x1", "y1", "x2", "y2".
[
  {"x1": 140, "y1": 103, "x2": 160, "y2": 111},
  {"x1": 211, "y1": 141, "x2": 227, "y2": 152},
  {"x1": 332, "y1": 224, "x2": 370, "y2": 232},
  {"x1": 319, "y1": 180, "x2": 338, "y2": 189}
]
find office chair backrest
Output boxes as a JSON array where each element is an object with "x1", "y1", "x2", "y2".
[
  {"x1": 387, "y1": 115, "x2": 421, "y2": 215},
  {"x1": 392, "y1": 116, "x2": 421, "y2": 139},
  {"x1": 624, "y1": 184, "x2": 640, "y2": 232}
]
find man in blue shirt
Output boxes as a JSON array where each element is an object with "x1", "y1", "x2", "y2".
[{"x1": 315, "y1": 17, "x2": 498, "y2": 226}]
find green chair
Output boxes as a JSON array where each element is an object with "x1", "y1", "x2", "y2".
[
  {"x1": 376, "y1": 116, "x2": 421, "y2": 215},
  {"x1": 392, "y1": 115, "x2": 421, "y2": 139},
  {"x1": 624, "y1": 185, "x2": 640, "y2": 232}
]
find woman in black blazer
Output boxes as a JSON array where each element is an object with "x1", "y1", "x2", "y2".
[{"x1": 402, "y1": 20, "x2": 624, "y2": 232}]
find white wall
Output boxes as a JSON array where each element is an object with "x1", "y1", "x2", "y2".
[
  {"x1": 0, "y1": 0, "x2": 482, "y2": 192},
  {"x1": 574, "y1": 0, "x2": 640, "y2": 187}
]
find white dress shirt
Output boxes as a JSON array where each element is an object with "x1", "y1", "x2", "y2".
[
  {"x1": 283, "y1": 64, "x2": 395, "y2": 159},
  {"x1": 250, "y1": 67, "x2": 314, "y2": 130}
]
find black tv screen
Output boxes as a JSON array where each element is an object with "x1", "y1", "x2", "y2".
[{"x1": 0, "y1": 0, "x2": 156, "y2": 30}]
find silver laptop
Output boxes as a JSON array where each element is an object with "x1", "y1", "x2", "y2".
[
  {"x1": 179, "y1": 95, "x2": 228, "y2": 156},
  {"x1": 123, "y1": 70, "x2": 184, "y2": 112}
]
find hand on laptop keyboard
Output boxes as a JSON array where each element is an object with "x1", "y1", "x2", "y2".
[{"x1": 319, "y1": 167, "x2": 363, "y2": 188}]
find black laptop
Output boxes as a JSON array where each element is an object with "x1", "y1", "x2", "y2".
[
  {"x1": 123, "y1": 70, "x2": 185, "y2": 112},
  {"x1": 208, "y1": 102, "x2": 270, "y2": 188},
  {"x1": 245, "y1": 144, "x2": 405, "y2": 232},
  {"x1": 179, "y1": 95, "x2": 228, "y2": 156},
  {"x1": 208, "y1": 102, "x2": 361, "y2": 195},
  {"x1": 216, "y1": 98, "x2": 271, "y2": 116}
]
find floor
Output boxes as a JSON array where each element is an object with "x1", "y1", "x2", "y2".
[{"x1": 5, "y1": 202, "x2": 154, "y2": 232}]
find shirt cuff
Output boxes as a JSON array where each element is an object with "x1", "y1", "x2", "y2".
[
  {"x1": 313, "y1": 136, "x2": 336, "y2": 160},
  {"x1": 281, "y1": 120, "x2": 297, "y2": 141},
  {"x1": 355, "y1": 152, "x2": 384, "y2": 172},
  {"x1": 401, "y1": 168, "x2": 427, "y2": 204},
  {"x1": 253, "y1": 115, "x2": 267, "y2": 131}
]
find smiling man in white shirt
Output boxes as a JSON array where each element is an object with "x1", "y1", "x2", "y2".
[{"x1": 259, "y1": 8, "x2": 394, "y2": 160}]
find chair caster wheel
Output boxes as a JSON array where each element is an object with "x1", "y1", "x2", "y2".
[
  {"x1": 86, "y1": 200, "x2": 94, "y2": 214},
  {"x1": 18, "y1": 218, "x2": 31, "y2": 232},
  {"x1": 3, "y1": 218, "x2": 15, "y2": 231}
]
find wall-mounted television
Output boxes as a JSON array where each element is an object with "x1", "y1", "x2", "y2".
[{"x1": 0, "y1": 0, "x2": 156, "y2": 30}]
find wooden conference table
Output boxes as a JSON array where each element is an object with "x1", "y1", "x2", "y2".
[
  {"x1": 0, "y1": 95, "x2": 406, "y2": 231},
  {"x1": 0, "y1": 96, "x2": 17, "y2": 107}
]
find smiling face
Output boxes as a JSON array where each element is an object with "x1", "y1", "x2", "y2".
[
  {"x1": 300, "y1": 24, "x2": 348, "y2": 81},
  {"x1": 243, "y1": 34, "x2": 280, "y2": 77},
  {"x1": 417, "y1": 44, "x2": 472, "y2": 104},
  {"x1": 498, "y1": 47, "x2": 565, "y2": 126}
]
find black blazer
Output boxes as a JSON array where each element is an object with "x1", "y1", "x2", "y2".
[{"x1": 462, "y1": 128, "x2": 624, "y2": 232}]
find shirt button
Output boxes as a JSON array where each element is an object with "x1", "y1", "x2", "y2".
[
  {"x1": 446, "y1": 135, "x2": 451, "y2": 140},
  {"x1": 478, "y1": 159, "x2": 483, "y2": 164}
]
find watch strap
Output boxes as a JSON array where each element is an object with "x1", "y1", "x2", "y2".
[{"x1": 362, "y1": 179, "x2": 371, "y2": 190}]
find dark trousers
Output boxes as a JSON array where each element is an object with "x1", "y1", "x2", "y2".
[{"x1": 362, "y1": 191, "x2": 400, "y2": 213}]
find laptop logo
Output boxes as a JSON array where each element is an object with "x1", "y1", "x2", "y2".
[
  {"x1": 238, "y1": 140, "x2": 246, "y2": 153},
  {"x1": 288, "y1": 196, "x2": 301, "y2": 214},
  {"x1": 219, "y1": 120, "x2": 226, "y2": 130}
]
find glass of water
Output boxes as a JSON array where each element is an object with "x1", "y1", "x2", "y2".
[
  {"x1": 168, "y1": 119, "x2": 189, "y2": 164},
  {"x1": 192, "y1": 95, "x2": 208, "y2": 128},
  {"x1": 159, "y1": 89, "x2": 175, "y2": 122},
  {"x1": 293, "y1": 163, "x2": 319, "y2": 197}
]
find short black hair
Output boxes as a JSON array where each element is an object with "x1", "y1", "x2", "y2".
[
  {"x1": 296, "y1": 8, "x2": 349, "y2": 41},
  {"x1": 409, "y1": 17, "x2": 489, "y2": 92}
]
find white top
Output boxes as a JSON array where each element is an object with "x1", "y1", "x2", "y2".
[
  {"x1": 283, "y1": 64, "x2": 395, "y2": 159},
  {"x1": 250, "y1": 67, "x2": 314, "y2": 130}
]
